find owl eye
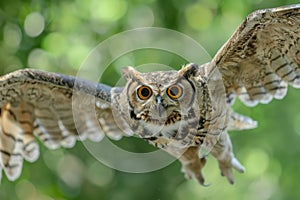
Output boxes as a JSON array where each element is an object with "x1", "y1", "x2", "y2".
[
  {"x1": 137, "y1": 85, "x2": 152, "y2": 100},
  {"x1": 167, "y1": 84, "x2": 183, "y2": 100}
]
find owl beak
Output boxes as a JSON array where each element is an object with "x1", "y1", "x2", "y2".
[{"x1": 156, "y1": 95, "x2": 164, "y2": 117}]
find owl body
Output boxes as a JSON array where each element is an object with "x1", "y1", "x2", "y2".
[{"x1": 110, "y1": 63, "x2": 252, "y2": 184}]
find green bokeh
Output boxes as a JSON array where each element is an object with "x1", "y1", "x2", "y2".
[{"x1": 0, "y1": 0, "x2": 300, "y2": 199}]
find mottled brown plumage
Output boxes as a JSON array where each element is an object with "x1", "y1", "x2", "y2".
[{"x1": 0, "y1": 4, "x2": 299, "y2": 185}]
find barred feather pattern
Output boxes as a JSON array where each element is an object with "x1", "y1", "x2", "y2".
[
  {"x1": 0, "y1": 69, "x2": 125, "y2": 182},
  {"x1": 212, "y1": 4, "x2": 300, "y2": 106}
]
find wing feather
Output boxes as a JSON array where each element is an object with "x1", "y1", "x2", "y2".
[
  {"x1": 211, "y1": 4, "x2": 300, "y2": 106},
  {"x1": 0, "y1": 69, "x2": 125, "y2": 182}
]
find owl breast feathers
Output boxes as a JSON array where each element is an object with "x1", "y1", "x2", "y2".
[{"x1": 0, "y1": 4, "x2": 299, "y2": 185}]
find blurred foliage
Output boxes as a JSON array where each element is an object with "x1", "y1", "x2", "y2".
[{"x1": 1, "y1": 0, "x2": 300, "y2": 199}]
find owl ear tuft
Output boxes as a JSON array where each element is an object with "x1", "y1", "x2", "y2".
[
  {"x1": 122, "y1": 66, "x2": 141, "y2": 80},
  {"x1": 179, "y1": 63, "x2": 198, "y2": 78}
]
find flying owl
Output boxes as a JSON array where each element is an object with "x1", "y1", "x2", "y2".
[{"x1": 0, "y1": 4, "x2": 299, "y2": 185}]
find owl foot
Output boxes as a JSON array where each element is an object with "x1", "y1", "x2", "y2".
[
  {"x1": 181, "y1": 157, "x2": 209, "y2": 186},
  {"x1": 217, "y1": 157, "x2": 245, "y2": 184}
]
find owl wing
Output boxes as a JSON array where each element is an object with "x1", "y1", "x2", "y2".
[
  {"x1": 210, "y1": 4, "x2": 300, "y2": 106},
  {"x1": 0, "y1": 69, "x2": 127, "y2": 182}
]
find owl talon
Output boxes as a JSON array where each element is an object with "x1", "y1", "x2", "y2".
[
  {"x1": 182, "y1": 169, "x2": 207, "y2": 186},
  {"x1": 181, "y1": 157, "x2": 208, "y2": 186},
  {"x1": 218, "y1": 157, "x2": 245, "y2": 184}
]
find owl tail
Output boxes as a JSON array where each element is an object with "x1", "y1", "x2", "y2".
[
  {"x1": 0, "y1": 102, "x2": 39, "y2": 183},
  {"x1": 227, "y1": 111, "x2": 258, "y2": 131}
]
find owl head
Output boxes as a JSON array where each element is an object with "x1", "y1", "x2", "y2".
[{"x1": 121, "y1": 64, "x2": 200, "y2": 128}]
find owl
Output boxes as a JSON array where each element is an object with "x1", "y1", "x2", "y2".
[{"x1": 0, "y1": 4, "x2": 299, "y2": 186}]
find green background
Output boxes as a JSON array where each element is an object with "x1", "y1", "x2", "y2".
[{"x1": 1, "y1": 0, "x2": 300, "y2": 199}]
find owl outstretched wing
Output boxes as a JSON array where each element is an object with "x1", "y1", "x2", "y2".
[
  {"x1": 0, "y1": 69, "x2": 126, "y2": 182},
  {"x1": 210, "y1": 4, "x2": 300, "y2": 106}
]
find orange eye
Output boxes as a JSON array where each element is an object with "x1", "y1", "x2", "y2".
[
  {"x1": 167, "y1": 84, "x2": 183, "y2": 100},
  {"x1": 137, "y1": 85, "x2": 152, "y2": 100}
]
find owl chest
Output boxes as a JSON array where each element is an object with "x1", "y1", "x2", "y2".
[
  {"x1": 140, "y1": 118, "x2": 209, "y2": 149},
  {"x1": 138, "y1": 106, "x2": 230, "y2": 149}
]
